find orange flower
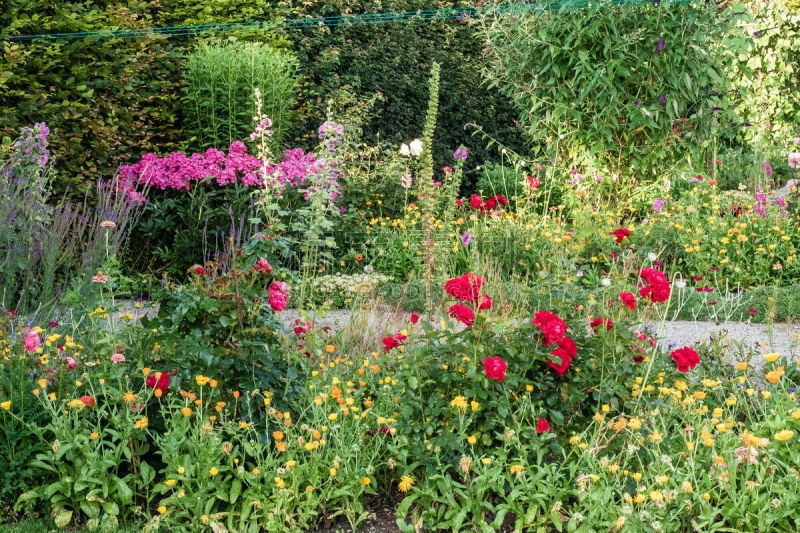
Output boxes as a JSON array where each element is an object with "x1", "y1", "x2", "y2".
[{"x1": 766, "y1": 366, "x2": 784, "y2": 384}]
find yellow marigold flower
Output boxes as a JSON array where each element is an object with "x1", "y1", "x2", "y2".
[
  {"x1": 481, "y1": 457, "x2": 492, "y2": 465},
  {"x1": 276, "y1": 441, "x2": 287, "y2": 452},
  {"x1": 627, "y1": 417, "x2": 642, "y2": 430},
  {"x1": 692, "y1": 391, "x2": 707, "y2": 400},
  {"x1": 274, "y1": 477, "x2": 285, "y2": 489},
  {"x1": 703, "y1": 493, "x2": 711, "y2": 501},
  {"x1": 134, "y1": 417, "x2": 148, "y2": 430},
  {"x1": 612, "y1": 418, "x2": 627, "y2": 432},
  {"x1": 631, "y1": 472, "x2": 642, "y2": 482},
  {"x1": 649, "y1": 430, "x2": 663, "y2": 444},
  {"x1": 656, "y1": 474, "x2": 669, "y2": 484},
  {"x1": 166, "y1": 479, "x2": 176, "y2": 487},
  {"x1": 0, "y1": 400, "x2": 10, "y2": 411},
  {"x1": 360, "y1": 476, "x2": 371, "y2": 487},
  {"x1": 449, "y1": 395, "x2": 469, "y2": 411},
  {"x1": 180, "y1": 407, "x2": 192, "y2": 417},
  {"x1": 467, "y1": 435, "x2": 477, "y2": 445},
  {"x1": 123, "y1": 391, "x2": 138, "y2": 404},
  {"x1": 765, "y1": 366, "x2": 784, "y2": 384},
  {"x1": 195, "y1": 375, "x2": 210, "y2": 386},
  {"x1": 682, "y1": 481, "x2": 693, "y2": 493},
  {"x1": 633, "y1": 493, "x2": 646, "y2": 504},
  {"x1": 509, "y1": 464, "x2": 524, "y2": 477},
  {"x1": 735, "y1": 361, "x2": 748, "y2": 371},
  {"x1": 157, "y1": 506, "x2": 167, "y2": 515},
  {"x1": 775, "y1": 430, "x2": 794, "y2": 442},
  {"x1": 209, "y1": 379, "x2": 218, "y2": 388},
  {"x1": 142, "y1": 367, "x2": 151, "y2": 376},
  {"x1": 569, "y1": 435, "x2": 582, "y2": 445},
  {"x1": 790, "y1": 409, "x2": 800, "y2": 420},
  {"x1": 177, "y1": 466, "x2": 185, "y2": 475},
  {"x1": 209, "y1": 467, "x2": 219, "y2": 477},
  {"x1": 470, "y1": 401, "x2": 480, "y2": 412},
  {"x1": 763, "y1": 352, "x2": 781, "y2": 363},
  {"x1": 325, "y1": 345, "x2": 336, "y2": 353},
  {"x1": 398, "y1": 475, "x2": 414, "y2": 493}
]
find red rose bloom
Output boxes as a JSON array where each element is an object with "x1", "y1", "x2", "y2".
[
  {"x1": 536, "y1": 417, "x2": 551, "y2": 434},
  {"x1": 590, "y1": 317, "x2": 613, "y2": 330},
  {"x1": 670, "y1": 346, "x2": 700, "y2": 372},
  {"x1": 444, "y1": 273, "x2": 484, "y2": 304},
  {"x1": 547, "y1": 336, "x2": 576, "y2": 376},
  {"x1": 469, "y1": 194, "x2": 483, "y2": 210},
  {"x1": 619, "y1": 292, "x2": 637, "y2": 310},
  {"x1": 253, "y1": 257, "x2": 273, "y2": 274},
  {"x1": 449, "y1": 304, "x2": 475, "y2": 327},
  {"x1": 410, "y1": 313, "x2": 420, "y2": 324},
  {"x1": 382, "y1": 333, "x2": 406, "y2": 352},
  {"x1": 80, "y1": 395, "x2": 95, "y2": 408},
  {"x1": 146, "y1": 370, "x2": 176, "y2": 394},
  {"x1": 483, "y1": 197, "x2": 497, "y2": 211},
  {"x1": 493, "y1": 194, "x2": 509, "y2": 206},
  {"x1": 612, "y1": 227, "x2": 630, "y2": 244},
  {"x1": 532, "y1": 310, "x2": 567, "y2": 345},
  {"x1": 482, "y1": 356, "x2": 507, "y2": 382},
  {"x1": 637, "y1": 268, "x2": 671, "y2": 303},
  {"x1": 478, "y1": 294, "x2": 493, "y2": 311}
]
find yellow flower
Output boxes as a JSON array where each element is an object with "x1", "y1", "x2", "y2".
[
  {"x1": 274, "y1": 477, "x2": 285, "y2": 489},
  {"x1": 177, "y1": 466, "x2": 185, "y2": 475},
  {"x1": 775, "y1": 430, "x2": 794, "y2": 442},
  {"x1": 90, "y1": 431, "x2": 99, "y2": 440},
  {"x1": 735, "y1": 361, "x2": 748, "y2": 371},
  {"x1": 157, "y1": 506, "x2": 167, "y2": 515},
  {"x1": 398, "y1": 475, "x2": 414, "y2": 492},
  {"x1": 195, "y1": 375, "x2": 210, "y2": 386},
  {"x1": 692, "y1": 391, "x2": 707, "y2": 400},
  {"x1": 361, "y1": 476, "x2": 371, "y2": 487},
  {"x1": 682, "y1": 481, "x2": 693, "y2": 493},
  {"x1": 134, "y1": 417, "x2": 148, "y2": 430},
  {"x1": 209, "y1": 467, "x2": 219, "y2": 477},
  {"x1": 628, "y1": 417, "x2": 642, "y2": 430},
  {"x1": 165, "y1": 479, "x2": 176, "y2": 487},
  {"x1": 209, "y1": 379, "x2": 218, "y2": 388},
  {"x1": 325, "y1": 345, "x2": 336, "y2": 353},
  {"x1": 509, "y1": 464, "x2": 524, "y2": 477},
  {"x1": 181, "y1": 407, "x2": 192, "y2": 417},
  {"x1": 0, "y1": 400, "x2": 10, "y2": 411},
  {"x1": 449, "y1": 395, "x2": 468, "y2": 412},
  {"x1": 327, "y1": 413, "x2": 338, "y2": 421},
  {"x1": 763, "y1": 352, "x2": 781, "y2": 363},
  {"x1": 470, "y1": 401, "x2": 480, "y2": 412},
  {"x1": 123, "y1": 391, "x2": 138, "y2": 404},
  {"x1": 467, "y1": 435, "x2": 477, "y2": 445},
  {"x1": 37, "y1": 378, "x2": 48, "y2": 389}
]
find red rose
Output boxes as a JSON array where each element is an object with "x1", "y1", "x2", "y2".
[
  {"x1": 547, "y1": 337, "x2": 576, "y2": 376},
  {"x1": 478, "y1": 294, "x2": 493, "y2": 311},
  {"x1": 382, "y1": 333, "x2": 406, "y2": 352},
  {"x1": 670, "y1": 346, "x2": 700, "y2": 372},
  {"x1": 469, "y1": 194, "x2": 483, "y2": 210},
  {"x1": 449, "y1": 304, "x2": 475, "y2": 327},
  {"x1": 410, "y1": 313, "x2": 420, "y2": 324},
  {"x1": 590, "y1": 317, "x2": 613, "y2": 330},
  {"x1": 533, "y1": 310, "x2": 567, "y2": 345},
  {"x1": 444, "y1": 273, "x2": 484, "y2": 304},
  {"x1": 482, "y1": 356, "x2": 507, "y2": 382},
  {"x1": 612, "y1": 227, "x2": 630, "y2": 244},
  {"x1": 80, "y1": 395, "x2": 95, "y2": 408},
  {"x1": 493, "y1": 194, "x2": 508, "y2": 206},
  {"x1": 619, "y1": 292, "x2": 637, "y2": 310},
  {"x1": 268, "y1": 280, "x2": 290, "y2": 312},
  {"x1": 637, "y1": 268, "x2": 671, "y2": 303},
  {"x1": 483, "y1": 197, "x2": 497, "y2": 211},
  {"x1": 536, "y1": 418, "x2": 551, "y2": 434},
  {"x1": 146, "y1": 370, "x2": 175, "y2": 394}
]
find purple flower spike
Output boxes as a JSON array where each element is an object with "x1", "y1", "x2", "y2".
[
  {"x1": 656, "y1": 38, "x2": 665, "y2": 53},
  {"x1": 659, "y1": 93, "x2": 666, "y2": 106},
  {"x1": 453, "y1": 147, "x2": 469, "y2": 161},
  {"x1": 461, "y1": 231, "x2": 471, "y2": 248}
]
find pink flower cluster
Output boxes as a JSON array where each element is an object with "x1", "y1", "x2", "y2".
[
  {"x1": 120, "y1": 141, "x2": 264, "y2": 191},
  {"x1": 268, "y1": 281, "x2": 290, "y2": 312}
]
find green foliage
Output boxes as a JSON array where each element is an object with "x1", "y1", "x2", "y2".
[
  {"x1": 0, "y1": 4, "x2": 185, "y2": 198},
  {"x1": 140, "y1": 238, "x2": 298, "y2": 399},
  {"x1": 283, "y1": 0, "x2": 527, "y2": 190},
  {"x1": 480, "y1": 0, "x2": 748, "y2": 191},
  {"x1": 182, "y1": 40, "x2": 299, "y2": 152},
  {"x1": 729, "y1": 2, "x2": 800, "y2": 147}
]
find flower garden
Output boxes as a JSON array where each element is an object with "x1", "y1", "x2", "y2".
[{"x1": 2, "y1": 1, "x2": 800, "y2": 532}]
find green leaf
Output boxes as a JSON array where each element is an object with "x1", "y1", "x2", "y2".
[
  {"x1": 139, "y1": 461, "x2": 155, "y2": 485},
  {"x1": 53, "y1": 508, "x2": 73, "y2": 528},
  {"x1": 113, "y1": 478, "x2": 133, "y2": 504},
  {"x1": 102, "y1": 501, "x2": 120, "y2": 516},
  {"x1": 230, "y1": 479, "x2": 242, "y2": 504},
  {"x1": 81, "y1": 500, "x2": 101, "y2": 519}
]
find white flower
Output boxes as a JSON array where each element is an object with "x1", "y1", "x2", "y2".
[
  {"x1": 675, "y1": 279, "x2": 687, "y2": 289},
  {"x1": 399, "y1": 143, "x2": 411, "y2": 157},
  {"x1": 409, "y1": 139, "x2": 423, "y2": 157},
  {"x1": 601, "y1": 278, "x2": 611, "y2": 287},
  {"x1": 647, "y1": 252, "x2": 658, "y2": 262}
]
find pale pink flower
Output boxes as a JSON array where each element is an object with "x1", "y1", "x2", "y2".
[
  {"x1": 91, "y1": 272, "x2": 109, "y2": 284},
  {"x1": 24, "y1": 332, "x2": 40, "y2": 352},
  {"x1": 65, "y1": 356, "x2": 78, "y2": 370},
  {"x1": 111, "y1": 353, "x2": 126, "y2": 364},
  {"x1": 788, "y1": 152, "x2": 800, "y2": 169},
  {"x1": 100, "y1": 220, "x2": 117, "y2": 228}
]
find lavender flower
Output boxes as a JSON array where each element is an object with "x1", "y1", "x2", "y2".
[
  {"x1": 461, "y1": 231, "x2": 471, "y2": 247},
  {"x1": 652, "y1": 198, "x2": 665, "y2": 211},
  {"x1": 453, "y1": 146, "x2": 469, "y2": 161}
]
